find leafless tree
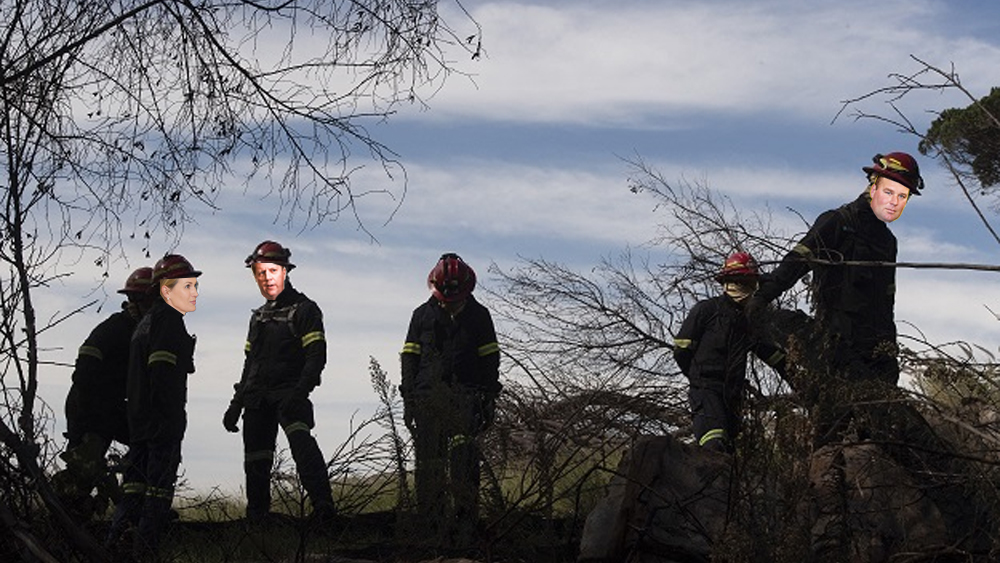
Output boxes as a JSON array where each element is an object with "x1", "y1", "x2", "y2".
[
  {"x1": 482, "y1": 156, "x2": 1000, "y2": 560},
  {"x1": 1, "y1": 1, "x2": 479, "y2": 559},
  {"x1": 469, "y1": 159, "x2": 806, "y2": 553},
  {"x1": 836, "y1": 55, "x2": 1000, "y2": 245}
]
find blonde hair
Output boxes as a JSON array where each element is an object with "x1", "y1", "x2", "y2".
[{"x1": 159, "y1": 278, "x2": 178, "y2": 301}]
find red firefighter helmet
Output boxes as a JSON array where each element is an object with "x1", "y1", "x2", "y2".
[
  {"x1": 153, "y1": 254, "x2": 202, "y2": 283},
  {"x1": 117, "y1": 266, "x2": 154, "y2": 295},
  {"x1": 428, "y1": 253, "x2": 476, "y2": 303},
  {"x1": 245, "y1": 240, "x2": 295, "y2": 271},
  {"x1": 715, "y1": 252, "x2": 759, "y2": 282},
  {"x1": 862, "y1": 152, "x2": 924, "y2": 195}
]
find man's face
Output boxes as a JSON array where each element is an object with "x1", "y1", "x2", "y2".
[
  {"x1": 869, "y1": 176, "x2": 911, "y2": 223},
  {"x1": 253, "y1": 262, "x2": 287, "y2": 300}
]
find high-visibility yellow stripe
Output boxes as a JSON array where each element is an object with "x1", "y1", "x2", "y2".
[
  {"x1": 283, "y1": 422, "x2": 310, "y2": 435},
  {"x1": 673, "y1": 338, "x2": 694, "y2": 349},
  {"x1": 401, "y1": 342, "x2": 421, "y2": 355},
  {"x1": 148, "y1": 350, "x2": 177, "y2": 366},
  {"x1": 450, "y1": 434, "x2": 472, "y2": 448},
  {"x1": 792, "y1": 243, "x2": 813, "y2": 257},
  {"x1": 301, "y1": 331, "x2": 324, "y2": 348},
  {"x1": 245, "y1": 450, "x2": 274, "y2": 463},
  {"x1": 123, "y1": 482, "x2": 147, "y2": 495},
  {"x1": 146, "y1": 486, "x2": 174, "y2": 500},
  {"x1": 244, "y1": 340, "x2": 251, "y2": 353},
  {"x1": 477, "y1": 342, "x2": 500, "y2": 356},
  {"x1": 765, "y1": 350, "x2": 786, "y2": 367},
  {"x1": 699, "y1": 428, "x2": 727, "y2": 447},
  {"x1": 78, "y1": 345, "x2": 103, "y2": 361},
  {"x1": 246, "y1": 450, "x2": 274, "y2": 463}
]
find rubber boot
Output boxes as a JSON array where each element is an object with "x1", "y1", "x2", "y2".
[
  {"x1": 287, "y1": 430, "x2": 335, "y2": 519},
  {"x1": 134, "y1": 495, "x2": 172, "y2": 561},
  {"x1": 105, "y1": 490, "x2": 143, "y2": 549},
  {"x1": 245, "y1": 458, "x2": 272, "y2": 522}
]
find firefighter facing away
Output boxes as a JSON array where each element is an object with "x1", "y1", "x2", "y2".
[
  {"x1": 673, "y1": 252, "x2": 786, "y2": 452},
  {"x1": 223, "y1": 241, "x2": 336, "y2": 522},
  {"x1": 54, "y1": 266, "x2": 155, "y2": 519},
  {"x1": 107, "y1": 254, "x2": 201, "y2": 557},
  {"x1": 400, "y1": 253, "x2": 501, "y2": 544}
]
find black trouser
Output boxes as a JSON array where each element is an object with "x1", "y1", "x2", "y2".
[
  {"x1": 688, "y1": 384, "x2": 741, "y2": 452},
  {"x1": 54, "y1": 432, "x2": 115, "y2": 505},
  {"x1": 59, "y1": 390, "x2": 128, "y2": 508},
  {"x1": 242, "y1": 394, "x2": 333, "y2": 518},
  {"x1": 108, "y1": 438, "x2": 181, "y2": 557},
  {"x1": 410, "y1": 387, "x2": 481, "y2": 538}
]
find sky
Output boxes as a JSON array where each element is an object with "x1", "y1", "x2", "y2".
[{"x1": 34, "y1": 0, "x2": 1000, "y2": 494}]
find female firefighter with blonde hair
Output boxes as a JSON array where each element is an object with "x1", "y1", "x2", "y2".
[{"x1": 107, "y1": 254, "x2": 201, "y2": 558}]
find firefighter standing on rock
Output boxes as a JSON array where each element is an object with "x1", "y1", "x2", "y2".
[{"x1": 673, "y1": 252, "x2": 786, "y2": 452}]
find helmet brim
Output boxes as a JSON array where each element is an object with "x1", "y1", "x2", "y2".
[{"x1": 863, "y1": 166, "x2": 922, "y2": 195}]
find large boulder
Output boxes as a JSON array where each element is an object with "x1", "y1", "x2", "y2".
[
  {"x1": 578, "y1": 435, "x2": 992, "y2": 563},
  {"x1": 578, "y1": 435, "x2": 731, "y2": 563}
]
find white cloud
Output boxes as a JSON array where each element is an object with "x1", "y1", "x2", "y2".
[
  {"x1": 897, "y1": 270, "x2": 1000, "y2": 351},
  {"x1": 30, "y1": 0, "x2": 1000, "y2": 494},
  {"x1": 415, "y1": 0, "x2": 1000, "y2": 126},
  {"x1": 373, "y1": 159, "x2": 661, "y2": 247}
]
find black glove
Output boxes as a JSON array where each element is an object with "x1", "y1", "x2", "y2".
[
  {"x1": 402, "y1": 392, "x2": 416, "y2": 434},
  {"x1": 223, "y1": 402, "x2": 242, "y2": 433},
  {"x1": 477, "y1": 391, "x2": 498, "y2": 431},
  {"x1": 744, "y1": 295, "x2": 770, "y2": 331}
]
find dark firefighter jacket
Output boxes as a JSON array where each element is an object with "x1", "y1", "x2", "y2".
[
  {"x1": 127, "y1": 299, "x2": 195, "y2": 444},
  {"x1": 673, "y1": 294, "x2": 785, "y2": 394},
  {"x1": 233, "y1": 281, "x2": 326, "y2": 408},
  {"x1": 65, "y1": 304, "x2": 138, "y2": 444},
  {"x1": 755, "y1": 192, "x2": 897, "y2": 353},
  {"x1": 400, "y1": 295, "x2": 501, "y2": 395}
]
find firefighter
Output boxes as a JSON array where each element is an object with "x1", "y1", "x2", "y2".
[
  {"x1": 747, "y1": 151, "x2": 925, "y2": 450},
  {"x1": 53, "y1": 266, "x2": 155, "y2": 519},
  {"x1": 673, "y1": 252, "x2": 786, "y2": 452},
  {"x1": 400, "y1": 253, "x2": 501, "y2": 546},
  {"x1": 750, "y1": 152, "x2": 922, "y2": 390},
  {"x1": 107, "y1": 254, "x2": 201, "y2": 558},
  {"x1": 746, "y1": 152, "x2": 925, "y2": 562},
  {"x1": 222, "y1": 240, "x2": 336, "y2": 523}
]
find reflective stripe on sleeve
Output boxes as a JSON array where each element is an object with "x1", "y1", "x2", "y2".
[
  {"x1": 401, "y1": 342, "x2": 421, "y2": 355},
  {"x1": 673, "y1": 338, "x2": 694, "y2": 349},
  {"x1": 148, "y1": 350, "x2": 177, "y2": 366},
  {"x1": 792, "y1": 243, "x2": 813, "y2": 257},
  {"x1": 477, "y1": 342, "x2": 500, "y2": 357},
  {"x1": 301, "y1": 331, "x2": 325, "y2": 348},
  {"x1": 78, "y1": 345, "x2": 103, "y2": 361}
]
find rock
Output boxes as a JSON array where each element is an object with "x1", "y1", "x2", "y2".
[
  {"x1": 579, "y1": 435, "x2": 992, "y2": 562},
  {"x1": 579, "y1": 436, "x2": 731, "y2": 563}
]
